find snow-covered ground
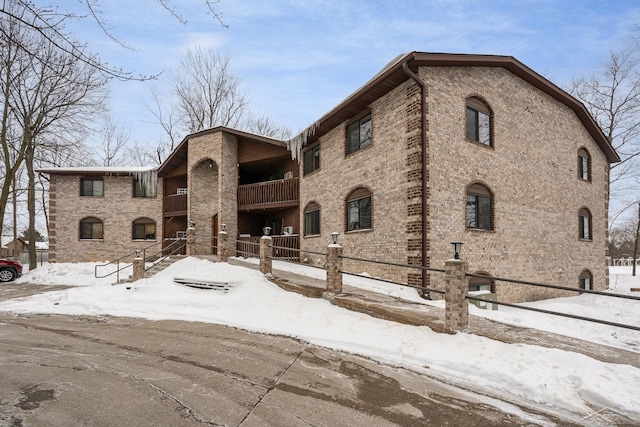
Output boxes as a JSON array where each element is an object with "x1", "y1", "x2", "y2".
[{"x1": 1, "y1": 258, "x2": 639, "y2": 424}]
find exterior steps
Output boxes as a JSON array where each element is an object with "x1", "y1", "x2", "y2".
[
  {"x1": 113, "y1": 255, "x2": 186, "y2": 285},
  {"x1": 144, "y1": 255, "x2": 185, "y2": 277}
]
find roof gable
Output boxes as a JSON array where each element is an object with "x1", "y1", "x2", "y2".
[{"x1": 288, "y1": 52, "x2": 620, "y2": 163}]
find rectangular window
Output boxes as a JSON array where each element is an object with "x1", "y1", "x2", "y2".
[
  {"x1": 466, "y1": 107, "x2": 491, "y2": 145},
  {"x1": 347, "y1": 114, "x2": 372, "y2": 155},
  {"x1": 579, "y1": 155, "x2": 589, "y2": 180},
  {"x1": 134, "y1": 177, "x2": 156, "y2": 198},
  {"x1": 579, "y1": 215, "x2": 591, "y2": 240},
  {"x1": 347, "y1": 196, "x2": 371, "y2": 231},
  {"x1": 80, "y1": 178, "x2": 103, "y2": 197},
  {"x1": 304, "y1": 209, "x2": 320, "y2": 236},
  {"x1": 467, "y1": 194, "x2": 492, "y2": 230},
  {"x1": 303, "y1": 145, "x2": 320, "y2": 175},
  {"x1": 133, "y1": 223, "x2": 156, "y2": 240},
  {"x1": 80, "y1": 222, "x2": 103, "y2": 239},
  {"x1": 580, "y1": 277, "x2": 591, "y2": 290}
]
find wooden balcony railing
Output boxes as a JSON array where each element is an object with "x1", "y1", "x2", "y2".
[
  {"x1": 236, "y1": 235, "x2": 299, "y2": 261},
  {"x1": 164, "y1": 194, "x2": 187, "y2": 215},
  {"x1": 237, "y1": 178, "x2": 298, "y2": 210}
]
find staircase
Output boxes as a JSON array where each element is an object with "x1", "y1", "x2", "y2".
[
  {"x1": 115, "y1": 255, "x2": 186, "y2": 285},
  {"x1": 144, "y1": 255, "x2": 186, "y2": 277}
]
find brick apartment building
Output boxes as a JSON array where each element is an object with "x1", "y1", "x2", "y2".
[{"x1": 40, "y1": 52, "x2": 619, "y2": 303}]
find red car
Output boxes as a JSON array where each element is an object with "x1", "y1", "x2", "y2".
[{"x1": 0, "y1": 258, "x2": 22, "y2": 282}]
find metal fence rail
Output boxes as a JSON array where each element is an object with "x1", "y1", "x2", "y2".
[
  {"x1": 340, "y1": 254, "x2": 446, "y2": 273},
  {"x1": 341, "y1": 270, "x2": 445, "y2": 295},
  {"x1": 466, "y1": 272, "x2": 640, "y2": 302},
  {"x1": 268, "y1": 245, "x2": 327, "y2": 270},
  {"x1": 467, "y1": 294, "x2": 640, "y2": 332}
]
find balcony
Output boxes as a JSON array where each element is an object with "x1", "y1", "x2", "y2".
[
  {"x1": 164, "y1": 194, "x2": 187, "y2": 216},
  {"x1": 237, "y1": 178, "x2": 298, "y2": 211}
]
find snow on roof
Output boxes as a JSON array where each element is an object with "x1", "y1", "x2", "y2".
[
  {"x1": 37, "y1": 166, "x2": 156, "y2": 174},
  {"x1": 1, "y1": 237, "x2": 48, "y2": 249}
]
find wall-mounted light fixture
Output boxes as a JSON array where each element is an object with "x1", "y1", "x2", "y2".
[{"x1": 331, "y1": 232, "x2": 339, "y2": 245}]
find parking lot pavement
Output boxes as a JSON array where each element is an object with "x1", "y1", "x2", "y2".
[{"x1": 0, "y1": 285, "x2": 576, "y2": 426}]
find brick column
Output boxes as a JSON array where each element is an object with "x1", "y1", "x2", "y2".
[
  {"x1": 133, "y1": 254, "x2": 145, "y2": 282},
  {"x1": 186, "y1": 226, "x2": 196, "y2": 256},
  {"x1": 218, "y1": 231, "x2": 228, "y2": 262},
  {"x1": 444, "y1": 259, "x2": 468, "y2": 334},
  {"x1": 326, "y1": 243, "x2": 343, "y2": 293},
  {"x1": 259, "y1": 236, "x2": 272, "y2": 275}
]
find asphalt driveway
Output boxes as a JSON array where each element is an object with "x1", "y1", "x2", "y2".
[{"x1": 0, "y1": 284, "x2": 577, "y2": 426}]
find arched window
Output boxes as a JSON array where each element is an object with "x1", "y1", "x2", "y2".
[
  {"x1": 79, "y1": 217, "x2": 103, "y2": 240},
  {"x1": 346, "y1": 187, "x2": 372, "y2": 231},
  {"x1": 579, "y1": 270, "x2": 593, "y2": 291},
  {"x1": 132, "y1": 218, "x2": 156, "y2": 240},
  {"x1": 466, "y1": 97, "x2": 492, "y2": 146},
  {"x1": 466, "y1": 183, "x2": 493, "y2": 230},
  {"x1": 304, "y1": 202, "x2": 320, "y2": 236},
  {"x1": 577, "y1": 148, "x2": 591, "y2": 181},
  {"x1": 578, "y1": 208, "x2": 592, "y2": 240}
]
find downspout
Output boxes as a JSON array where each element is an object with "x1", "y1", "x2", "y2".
[{"x1": 402, "y1": 59, "x2": 430, "y2": 299}]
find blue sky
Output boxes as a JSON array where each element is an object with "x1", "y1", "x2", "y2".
[{"x1": 64, "y1": 0, "x2": 640, "y2": 143}]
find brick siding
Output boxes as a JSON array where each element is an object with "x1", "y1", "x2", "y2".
[{"x1": 49, "y1": 174, "x2": 163, "y2": 263}]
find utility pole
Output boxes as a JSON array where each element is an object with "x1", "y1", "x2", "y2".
[{"x1": 633, "y1": 202, "x2": 640, "y2": 277}]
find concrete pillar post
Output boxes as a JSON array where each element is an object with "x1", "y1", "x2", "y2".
[
  {"x1": 133, "y1": 254, "x2": 145, "y2": 282},
  {"x1": 444, "y1": 259, "x2": 468, "y2": 334},
  {"x1": 186, "y1": 226, "x2": 196, "y2": 256},
  {"x1": 326, "y1": 243, "x2": 343, "y2": 294},
  {"x1": 260, "y1": 235, "x2": 272, "y2": 275},
  {"x1": 218, "y1": 231, "x2": 228, "y2": 262}
]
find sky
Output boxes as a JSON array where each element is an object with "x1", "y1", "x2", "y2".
[
  {"x1": 1, "y1": 258, "x2": 639, "y2": 424},
  {"x1": 60, "y1": 0, "x2": 640, "y2": 144}
]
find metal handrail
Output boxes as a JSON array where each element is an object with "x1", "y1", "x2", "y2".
[
  {"x1": 143, "y1": 239, "x2": 187, "y2": 271},
  {"x1": 94, "y1": 238, "x2": 185, "y2": 282}
]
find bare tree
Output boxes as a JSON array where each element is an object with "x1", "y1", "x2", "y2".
[
  {"x1": 633, "y1": 203, "x2": 640, "y2": 276},
  {"x1": 244, "y1": 114, "x2": 292, "y2": 140},
  {"x1": 144, "y1": 85, "x2": 183, "y2": 164},
  {"x1": 171, "y1": 47, "x2": 248, "y2": 133},
  {"x1": 0, "y1": 0, "x2": 228, "y2": 81},
  {"x1": 1, "y1": 4, "x2": 108, "y2": 268},
  {"x1": 94, "y1": 115, "x2": 131, "y2": 166},
  {"x1": 145, "y1": 47, "x2": 291, "y2": 164},
  {"x1": 569, "y1": 47, "x2": 640, "y2": 227}
]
